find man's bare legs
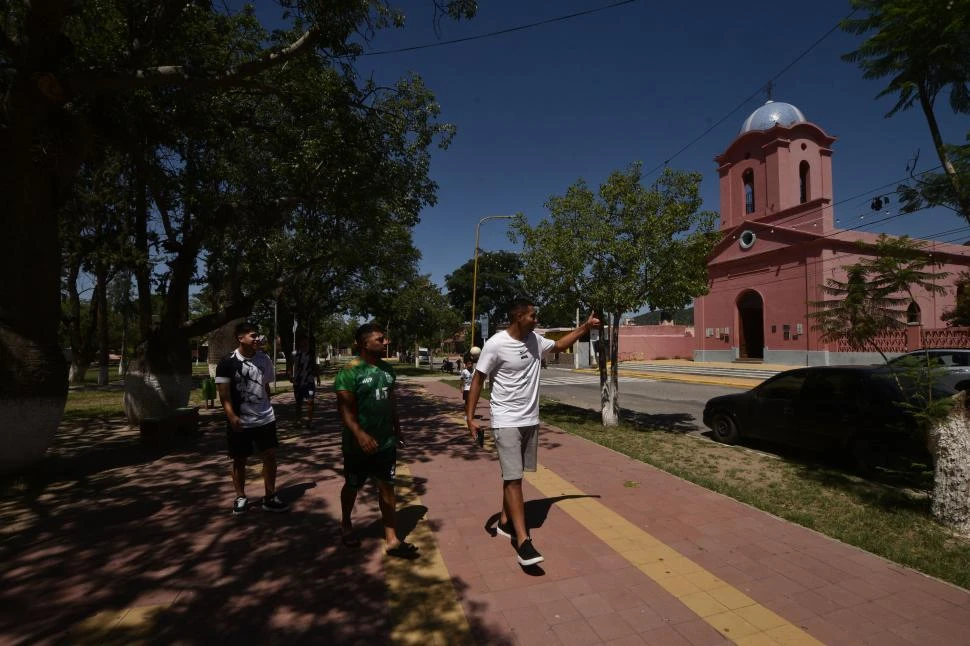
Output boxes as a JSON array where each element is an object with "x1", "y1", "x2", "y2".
[
  {"x1": 501, "y1": 479, "x2": 528, "y2": 547},
  {"x1": 377, "y1": 481, "x2": 402, "y2": 550},
  {"x1": 260, "y1": 448, "x2": 277, "y2": 497},
  {"x1": 340, "y1": 483, "x2": 358, "y2": 533},
  {"x1": 231, "y1": 456, "x2": 247, "y2": 498}
]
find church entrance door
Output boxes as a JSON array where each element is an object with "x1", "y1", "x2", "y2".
[{"x1": 737, "y1": 291, "x2": 764, "y2": 360}]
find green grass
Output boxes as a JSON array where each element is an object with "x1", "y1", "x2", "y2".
[
  {"x1": 63, "y1": 376, "x2": 294, "y2": 421},
  {"x1": 62, "y1": 388, "x2": 126, "y2": 422},
  {"x1": 536, "y1": 399, "x2": 970, "y2": 590}
]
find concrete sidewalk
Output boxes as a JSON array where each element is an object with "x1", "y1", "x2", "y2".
[{"x1": 2, "y1": 380, "x2": 968, "y2": 645}]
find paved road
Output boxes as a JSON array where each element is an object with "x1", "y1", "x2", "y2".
[
  {"x1": 618, "y1": 361, "x2": 781, "y2": 380},
  {"x1": 540, "y1": 368, "x2": 746, "y2": 435}
]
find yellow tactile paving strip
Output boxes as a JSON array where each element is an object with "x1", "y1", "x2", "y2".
[
  {"x1": 525, "y1": 465, "x2": 823, "y2": 646},
  {"x1": 386, "y1": 464, "x2": 474, "y2": 646},
  {"x1": 65, "y1": 604, "x2": 164, "y2": 644}
]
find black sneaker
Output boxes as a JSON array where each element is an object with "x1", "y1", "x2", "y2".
[
  {"x1": 262, "y1": 494, "x2": 290, "y2": 513},
  {"x1": 495, "y1": 519, "x2": 517, "y2": 541},
  {"x1": 516, "y1": 539, "x2": 544, "y2": 566},
  {"x1": 232, "y1": 496, "x2": 249, "y2": 515}
]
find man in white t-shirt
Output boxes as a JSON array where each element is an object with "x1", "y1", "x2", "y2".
[{"x1": 465, "y1": 299, "x2": 598, "y2": 567}]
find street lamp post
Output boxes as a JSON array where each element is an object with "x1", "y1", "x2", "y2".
[
  {"x1": 272, "y1": 286, "x2": 283, "y2": 390},
  {"x1": 470, "y1": 215, "x2": 514, "y2": 348}
]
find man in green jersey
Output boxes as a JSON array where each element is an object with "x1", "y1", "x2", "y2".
[{"x1": 335, "y1": 323, "x2": 417, "y2": 558}]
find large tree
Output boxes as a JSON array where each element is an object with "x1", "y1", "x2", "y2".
[
  {"x1": 0, "y1": 0, "x2": 475, "y2": 472},
  {"x1": 842, "y1": 0, "x2": 970, "y2": 220},
  {"x1": 445, "y1": 251, "x2": 525, "y2": 343},
  {"x1": 512, "y1": 165, "x2": 718, "y2": 426}
]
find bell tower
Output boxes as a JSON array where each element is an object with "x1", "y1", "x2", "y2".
[{"x1": 715, "y1": 101, "x2": 837, "y2": 233}]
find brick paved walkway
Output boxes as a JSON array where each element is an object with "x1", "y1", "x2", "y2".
[{"x1": 1, "y1": 378, "x2": 968, "y2": 645}]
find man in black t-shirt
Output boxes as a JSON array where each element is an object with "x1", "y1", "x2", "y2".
[
  {"x1": 215, "y1": 321, "x2": 290, "y2": 516},
  {"x1": 292, "y1": 335, "x2": 319, "y2": 428}
]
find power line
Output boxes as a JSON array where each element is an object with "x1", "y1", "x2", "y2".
[
  {"x1": 707, "y1": 231, "x2": 970, "y2": 295},
  {"x1": 364, "y1": 0, "x2": 641, "y2": 56},
  {"x1": 643, "y1": 6, "x2": 857, "y2": 178},
  {"x1": 363, "y1": 2, "x2": 863, "y2": 201},
  {"x1": 707, "y1": 204, "x2": 970, "y2": 295},
  {"x1": 736, "y1": 165, "x2": 944, "y2": 233}
]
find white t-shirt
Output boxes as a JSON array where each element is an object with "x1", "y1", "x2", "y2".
[
  {"x1": 253, "y1": 351, "x2": 275, "y2": 384},
  {"x1": 475, "y1": 330, "x2": 556, "y2": 427},
  {"x1": 460, "y1": 368, "x2": 473, "y2": 391}
]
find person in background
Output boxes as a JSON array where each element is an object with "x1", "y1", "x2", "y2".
[
  {"x1": 292, "y1": 335, "x2": 319, "y2": 428},
  {"x1": 253, "y1": 335, "x2": 275, "y2": 394}
]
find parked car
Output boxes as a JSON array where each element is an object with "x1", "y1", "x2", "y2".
[
  {"x1": 418, "y1": 348, "x2": 430, "y2": 365},
  {"x1": 885, "y1": 349, "x2": 970, "y2": 393},
  {"x1": 702, "y1": 366, "x2": 954, "y2": 467}
]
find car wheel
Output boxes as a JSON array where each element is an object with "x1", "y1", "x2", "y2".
[
  {"x1": 710, "y1": 412, "x2": 739, "y2": 445},
  {"x1": 956, "y1": 381, "x2": 970, "y2": 393}
]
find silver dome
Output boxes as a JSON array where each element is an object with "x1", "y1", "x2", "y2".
[{"x1": 740, "y1": 101, "x2": 807, "y2": 133}]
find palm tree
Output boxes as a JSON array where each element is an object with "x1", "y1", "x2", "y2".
[
  {"x1": 810, "y1": 264, "x2": 907, "y2": 363},
  {"x1": 842, "y1": 0, "x2": 970, "y2": 221}
]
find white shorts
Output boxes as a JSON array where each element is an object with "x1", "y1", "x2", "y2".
[{"x1": 492, "y1": 425, "x2": 539, "y2": 481}]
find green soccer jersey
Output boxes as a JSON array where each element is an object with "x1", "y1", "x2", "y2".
[{"x1": 334, "y1": 357, "x2": 397, "y2": 456}]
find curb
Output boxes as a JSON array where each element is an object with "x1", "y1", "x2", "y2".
[{"x1": 573, "y1": 368, "x2": 762, "y2": 389}]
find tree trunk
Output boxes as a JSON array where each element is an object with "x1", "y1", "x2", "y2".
[
  {"x1": 0, "y1": 79, "x2": 73, "y2": 473},
  {"x1": 69, "y1": 360, "x2": 92, "y2": 385},
  {"x1": 65, "y1": 257, "x2": 98, "y2": 386},
  {"x1": 96, "y1": 265, "x2": 110, "y2": 387},
  {"x1": 597, "y1": 313, "x2": 620, "y2": 427},
  {"x1": 123, "y1": 330, "x2": 193, "y2": 424},
  {"x1": 918, "y1": 85, "x2": 970, "y2": 223},
  {"x1": 602, "y1": 312, "x2": 621, "y2": 427},
  {"x1": 207, "y1": 318, "x2": 246, "y2": 378},
  {"x1": 927, "y1": 393, "x2": 970, "y2": 533},
  {"x1": 133, "y1": 153, "x2": 154, "y2": 340}
]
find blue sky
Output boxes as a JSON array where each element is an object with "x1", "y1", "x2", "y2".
[{"x1": 346, "y1": 0, "x2": 968, "y2": 295}]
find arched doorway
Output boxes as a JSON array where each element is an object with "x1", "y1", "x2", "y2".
[{"x1": 737, "y1": 290, "x2": 764, "y2": 360}]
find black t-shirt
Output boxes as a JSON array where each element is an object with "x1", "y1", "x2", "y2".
[{"x1": 215, "y1": 349, "x2": 275, "y2": 428}]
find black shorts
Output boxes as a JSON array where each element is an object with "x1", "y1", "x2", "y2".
[
  {"x1": 343, "y1": 447, "x2": 397, "y2": 490},
  {"x1": 294, "y1": 382, "x2": 315, "y2": 404},
  {"x1": 226, "y1": 421, "x2": 279, "y2": 458},
  {"x1": 462, "y1": 390, "x2": 469, "y2": 402}
]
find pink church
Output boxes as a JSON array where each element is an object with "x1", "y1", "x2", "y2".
[{"x1": 692, "y1": 101, "x2": 970, "y2": 365}]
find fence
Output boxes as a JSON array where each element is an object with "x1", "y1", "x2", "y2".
[{"x1": 835, "y1": 326, "x2": 970, "y2": 353}]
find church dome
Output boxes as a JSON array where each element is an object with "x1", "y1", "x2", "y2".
[{"x1": 740, "y1": 100, "x2": 807, "y2": 133}]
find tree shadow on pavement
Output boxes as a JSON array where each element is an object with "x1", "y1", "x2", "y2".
[{"x1": 0, "y1": 383, "x2": 515, "y2": 645}]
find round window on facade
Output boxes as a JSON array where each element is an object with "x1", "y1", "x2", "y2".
[{"x1": 739, "y1": 229, "x2": 757, "y2": 249}]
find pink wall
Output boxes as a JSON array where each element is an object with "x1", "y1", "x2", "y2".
[
  {"x1": 697, "y1": 108, "x2": 970, "y2": 363},
  {"x1": 618, "y1": 326, "x2": 695, "y2": 361}
]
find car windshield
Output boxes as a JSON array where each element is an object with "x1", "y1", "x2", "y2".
[{"x1": 888, "y1": 351, "x2": 970, "y2": 368}]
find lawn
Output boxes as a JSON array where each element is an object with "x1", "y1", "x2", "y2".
[
  {"x1": 538, "y1": 399, "x2": 970, "y2": 590},
  {"x1": 63, "y1": 376, "x2": 294, "y2": 422}
]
